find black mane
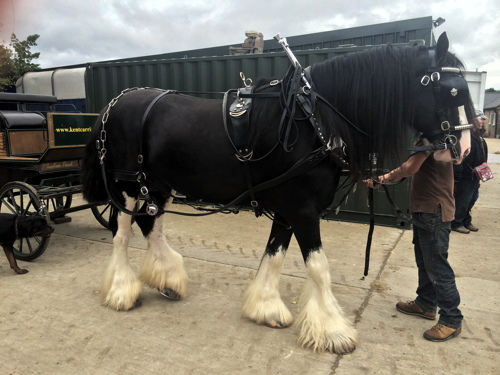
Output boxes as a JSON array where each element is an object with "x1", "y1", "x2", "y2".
[
  {"x1": 311, "y1": 44, "x2": 429, "y2": 174},
  {"x1": 247, "y1": 45, "x2": 433, "y2": 175}
]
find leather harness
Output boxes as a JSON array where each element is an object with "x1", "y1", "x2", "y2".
[{"x1": 96, "y1": 65, "x2": 351, "y2": 219}]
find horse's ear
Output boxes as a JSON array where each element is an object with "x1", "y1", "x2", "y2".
[{"x1": 436, "y1": 32, "x2": 449, "y2": 64}]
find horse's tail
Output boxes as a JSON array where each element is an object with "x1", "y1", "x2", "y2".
[{"x1": 81, "y1": 114, "x2": 108, "y2": 203}]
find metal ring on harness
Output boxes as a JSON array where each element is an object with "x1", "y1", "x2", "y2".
[{"x1": 441, "y1": 121, "x2": 451, "y2": 131}]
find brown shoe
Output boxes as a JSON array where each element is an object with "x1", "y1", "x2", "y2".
[
  {"x1": 466, "y1": 224, "x2": 478, "y2": 232},
  {"x1": 423, "y1": 323, "x2": 461, "y2": 342},
  {"x1": 452, "y1": 227, "x2": 470, "y2": 234},
  {"x1": 396, "y1": 300, "x2": 436, "y2": 320}
]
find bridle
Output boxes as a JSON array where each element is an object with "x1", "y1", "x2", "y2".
[{"x1": 408, "y1": 49, "x2": 473, "y2": 159}]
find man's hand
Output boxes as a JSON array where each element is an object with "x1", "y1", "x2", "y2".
[{"x1": 363, "y1": 178, "x2": 381, "y2": 189}]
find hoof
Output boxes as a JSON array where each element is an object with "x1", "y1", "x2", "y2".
[
  {"x1": 158, "y1": 288, "x2": 181, "y2": 300},
  {"x1": 328, "y1": 344, "x2": 356, "y2": 355},
  {"x1": 129, "y1": 299, "x2": 142, "y2": 310},
  {"x1": 264, "y1": 320, "x2": 289, "y2": 329}
]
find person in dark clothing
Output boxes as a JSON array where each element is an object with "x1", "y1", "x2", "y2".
[{"x1": 451, "y1": 110, "x2": 488, "y2": 234}]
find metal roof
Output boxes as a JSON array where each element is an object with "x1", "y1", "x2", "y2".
[{"x1": 484, "y1": 92, "x2": 500, "y2": 109}]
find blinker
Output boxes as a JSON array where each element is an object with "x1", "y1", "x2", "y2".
[{"x1": 439, "y1": 74, "x2": 469, "y2": 108}]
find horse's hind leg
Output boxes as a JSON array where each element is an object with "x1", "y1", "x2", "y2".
[
  {"x1": 138, "y1": 192, "x2": 188, "y2": 300},
  {"x1": 242, "y1": 216, "x2": 294, "y2": 328},
  {"x1": 292, "y1": 215, "x2": 357, "y2": 354},
  {"x1": 101, "y1": 194, "x2": 142, "y2": 311}
]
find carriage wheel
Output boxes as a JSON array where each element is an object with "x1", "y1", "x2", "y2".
[
  {"x1": 91, "y1": 201, "x2": 139, "y2": 230},
  {"x1": 0, "y1": 181, "x2": 51, "y2": 261},
  {"x1": 91, "y1": 202, "x2": 113, "y2": 230}
]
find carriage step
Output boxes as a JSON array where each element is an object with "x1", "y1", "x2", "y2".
[{"x1": 52, "y1": 216, "x2": 72, "y2": 224}]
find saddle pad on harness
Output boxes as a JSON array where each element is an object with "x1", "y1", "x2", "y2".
[{"x1": 228, "y1": 87, "x2": 253, "y2": 155}]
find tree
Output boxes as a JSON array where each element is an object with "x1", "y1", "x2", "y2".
[
  {"x1": 0, "y1": 44, "x2": 14, "y2": 88},
  {"x1": 0, "y1": 33, "x2": 41, "y2": 91}
]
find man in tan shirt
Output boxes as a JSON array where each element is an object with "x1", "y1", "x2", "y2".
[{"x1": 365, "y1": 149, "x2": 463, "y2": 341}]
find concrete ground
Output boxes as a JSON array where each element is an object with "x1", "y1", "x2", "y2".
[{"x1": 1, "y1": 140, "x2": 499, "y2": 375}]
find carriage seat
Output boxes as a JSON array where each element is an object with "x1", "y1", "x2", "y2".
[{"x1": 0, "y1": 111, "x2": 47, "y2": 129}]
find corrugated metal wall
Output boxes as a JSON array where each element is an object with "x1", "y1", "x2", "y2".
[{"x1": 86, "y1": 43, "x2": 419, "y2": 113}]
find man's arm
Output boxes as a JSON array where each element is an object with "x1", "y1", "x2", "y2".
[{"x1": 364, "y1": 152, "x2": 428, "y2": 188}]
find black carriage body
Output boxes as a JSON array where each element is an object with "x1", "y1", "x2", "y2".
[{"x1": 0, "y1": 93, "x2": 97, "y2": 185}]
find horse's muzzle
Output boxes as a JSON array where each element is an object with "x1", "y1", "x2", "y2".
[{"x1": 433, "y1": 129, "x2": 471, "y2": 164}]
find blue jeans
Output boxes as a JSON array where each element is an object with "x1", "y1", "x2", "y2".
[
  {"x1": 452, "y1": 177, "x2": 480, "y2": 229},
  {"x1": 412, "y1": 208, "x2": 463, "y2": 329}
]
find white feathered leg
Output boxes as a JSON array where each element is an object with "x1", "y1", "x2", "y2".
[
  {"x1": 101, "y1": 195, "x2": 142, "y2": 311},
  {"x1": 294, "y1": 249, "x2": 358, "y2": 354},
  {"x1": 242, "y1": 249, "x2": 293, "y2": 328},
  {"x1": 139, "y1": 194, "x2": 188, "y2": 299}
]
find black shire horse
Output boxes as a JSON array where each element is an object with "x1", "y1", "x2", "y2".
[{"x1": 81, "y1": 33, "x2": 474, "y2": 354}]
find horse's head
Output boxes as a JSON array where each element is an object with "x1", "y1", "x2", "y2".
[{"x1": 413, "y1": 32, "x2": 474, "y2": 164}]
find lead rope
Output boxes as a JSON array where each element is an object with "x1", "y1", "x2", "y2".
[
  {"x1": 363, "y1": 153, "x2": 379, "y2": 276},
  {"x1": 364, "y1": 187, "x2": 375, "y2": 276}
]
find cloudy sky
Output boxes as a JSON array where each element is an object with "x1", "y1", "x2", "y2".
[{"x1": 1, "y1": 0, "x2": 499, "y2": 90}]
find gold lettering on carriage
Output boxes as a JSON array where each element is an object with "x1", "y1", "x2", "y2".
[
  {"x1": 55, "y1": 127, "x2": 92, "y2": 133},
  {"x1": 40, "y1": 160, "x2": 79, "y2": 171}
]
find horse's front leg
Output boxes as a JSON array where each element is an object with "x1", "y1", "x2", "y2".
[
  {"x1": 138, "y1": 193, "x2": 188, "y2": 300},
  {"x1": 101, "y1": 195, "x2": 142, "y2": 311},
  {"x1": 293, "y1": 214, "x2": 358, "y2": 354},
  {"x1": 242, "y1": 216, "x2": 294, "y2": 328}
]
